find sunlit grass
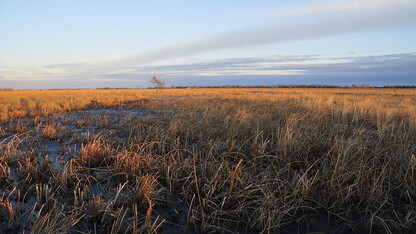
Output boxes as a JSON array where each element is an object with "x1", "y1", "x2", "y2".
[{"x1": 0, "y1": 87, "x2": 415, "y2": 232}]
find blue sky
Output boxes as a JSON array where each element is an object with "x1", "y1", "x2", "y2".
[{"x1": 1, "y1": 0, "x2": 415, "y2": 89}]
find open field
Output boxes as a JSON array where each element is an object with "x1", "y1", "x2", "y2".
[{"x1": 0, "y1": 88, "x2": 415, "y2": 233}]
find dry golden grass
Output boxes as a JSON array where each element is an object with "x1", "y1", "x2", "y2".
[
  {"x1": 41, "y1": 123, "x2": 62, "y2": 140},
  {"x1": 0, "y1": 88, "x2": 415, "y2": 122},
  {"x1": 0, "y1": 87, "x2": 415, "y2": 233}
]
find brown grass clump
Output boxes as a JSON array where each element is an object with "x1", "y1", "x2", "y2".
[
  {"x1": 42, "y1": 123, "x2": 62, "y2": 140},
  {"x1": 80, "y1": 138, "x2": 113, "y2": 167},
  {"x1": 8, "y1": 121, "x2": 28, "y2": 133},
  {"x1": 0, "y1": 127, "x2": 5, "y2": 138},
  {"x1": 0, "y1": 162, "x2": 10, "y2": 188}
]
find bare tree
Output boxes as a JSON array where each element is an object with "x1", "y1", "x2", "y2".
[{"x1": 150, "y1": 76, "x2": 166, "y2": 89}]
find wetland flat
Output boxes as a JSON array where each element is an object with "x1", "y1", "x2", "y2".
[{"x1": 0, "y1": 88, "x2": 415, "y2": 233}]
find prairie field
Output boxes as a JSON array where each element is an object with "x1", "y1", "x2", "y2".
[{"x1": 0, "y1": 88, "x2": 415, "y2": 233}]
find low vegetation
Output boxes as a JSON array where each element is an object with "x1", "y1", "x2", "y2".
[{"x1": 0, "y1": 88, "x2": 415, "y2": 233}]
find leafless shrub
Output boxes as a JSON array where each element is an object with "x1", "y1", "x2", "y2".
[{"x1": 150, "y1": 76, "x2": 166, "y2": 89}]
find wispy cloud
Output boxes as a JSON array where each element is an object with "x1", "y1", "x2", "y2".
[
  {"x1": 44, "y1": 62, "x2": 85, "y2": 70},
  {"x1": 155, "y1": 52, "x2": 416, "y2": 86},
  {"x1": 129, "y1": 52, "x2": 416, "y2": 76},
  {"x1": 95, "y1": 4, "x2": 415, "y2": 69},
  {"x1": 133, "y1": 55, "x2": 320, "y2": 72},
  {"x1": 64, "y1": 52, "x2": 415, "y2": 84},
  {"x1": 2, "y1": 52, "x2": 415, "y2": 88},
  {"x1": 279, "y1": 0, "x2": 416, "y2": 16}
]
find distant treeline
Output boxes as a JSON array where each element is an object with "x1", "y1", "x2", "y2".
[
  {"x1": 167, "y1": 84, "x2": 416, "y2": 89},
  {"x1": 2, "y1": 85, "x2": 416, "y2": 91},
  {"x1": 382, "y1": 85, "x2": 416, "y2": 89}
]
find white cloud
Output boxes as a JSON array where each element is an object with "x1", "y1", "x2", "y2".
[
  {"x1": 93, "y1": 5, "x2": 415, "y2": 69},
  {"x1": 3, "y1": 52, "x2": 416, "y2": 88},
  {"x1": 279, "y1": 0, "x2": 416, "y2": 16}
]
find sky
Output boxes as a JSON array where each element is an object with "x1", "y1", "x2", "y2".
[{"x1": 0, "y1": 0, "x2": 415, "y2": 89}]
